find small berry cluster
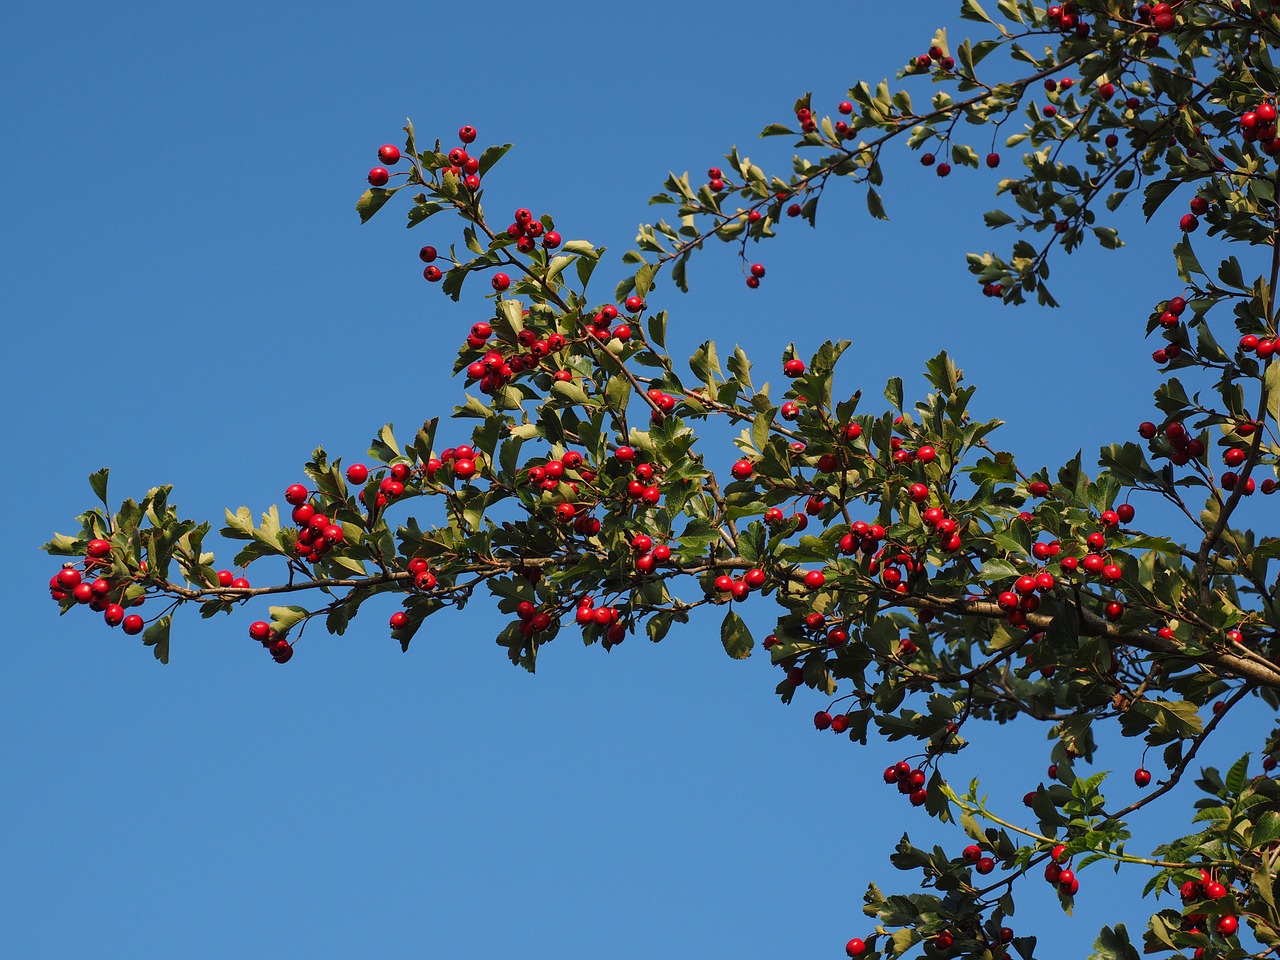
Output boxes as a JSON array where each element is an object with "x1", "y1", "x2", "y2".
[
  {"x1": 882, "y1": 758, "x2": 930, "y2": 807},
  {"x1": 1137, "y1": 2, "x2": 1177, "y2": 33},
  {"x1": 1043, "y1": 844, "x2": 1081, "y2": 896},
  {"x1": 812, "y1": 709, "x2": 851, "y2": 734},
  {"x1": 1179, "y1": 870, "x2": 1239, "y2": 938},
  {"x1": 248, "y1": 618, "x2": 293, "y2": 664},
  {"x1": 961, "y1": 843, "x2": 998, "y2": 876},
  {"x1": 285, "y1": 482, "x2": 348, "y2": 564},
  {"x1": 505, "y1": 206, "x2": 561, "y2": 255},
  {"x1": 1047, "y1": 3, "x2": 1092, "y2": 36},
  {"x1": 906, "y1": 44, "x2": 956, "y2": 75},
  {"x1": 574, "y1": 595, "x2": 626, "y2": 647},
  {"x1": 1138, "y1": 419, "x2": 1205, "y2": 467},
  {"x1": 463, "y1": 321, "x2": 569, "y2": 396},
  {"x1": 366, "y1": 142, "x2": 401, "y2": 188},
  {"x1": 47, "y1": 538, "x2": 152, "y2": 634},
  {"x1": 1179, "y1": 194, "x2": 1208, "y2": 233},
  {"x1": 1238, "y1": 100, "x2": 1279, "y2": 154}
]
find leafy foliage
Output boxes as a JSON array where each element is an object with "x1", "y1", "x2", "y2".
[{"x1": 44, "y1": 1, "x2": 1280, "y2": 956}]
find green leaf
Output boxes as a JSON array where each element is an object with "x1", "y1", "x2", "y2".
[
  {"x1": 1089, "y1": 924, "x2": 1141, "y2": 960},
  {"x1": 959, "y1": 0, "x2": 994, "y2": 22},
  {"x1": 370, "y1": 423, "x2": 400, "y2": 463},
  {"x1": 1172, "y1": 237, "x2": 1205, "y2": 283},
  {"x1": 269, "y1": 605, "x2": 310, "y2": 634},
  {"x1": 720, "y1": 610, "x2": 754, "y2": 659},
  {"x1": 89, "y1": 468, "x2": 110, "y2": 509},
  {"x1": 1253, "y1": 811, "x2": 1280, "y2": 849},
  {"x1": 1141, "y1": 179, "x2": 1179, "y2": 221},
  {"x1": 356, "y1": 186, "x2": 397, "y2": 224},
  {"x1": 884, "y1": 376, "x2": 903, "y2": 412},
  {"x1": 142, "y1": 615, "x2": 172, "y2": 665},
  {"x1": 477, "y1": 142, "x2": 513, "y2": 176},
  {"x1": 867, "y1": 188, "x2": 889, "y2": 221},
  {"x1": 604, "y1": 375, "x2": 632, "y2": 413}
]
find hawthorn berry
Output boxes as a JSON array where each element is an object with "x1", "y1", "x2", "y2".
[
  {"x1": 367, "y1": 167, "x2": 390, "y2": 187},
  {"x1": 377, "y1": 144, "x2": 401, "y2": 165}
]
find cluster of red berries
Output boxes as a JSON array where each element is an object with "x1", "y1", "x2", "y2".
[
  {"x1": 618, "y1": 455, "x2": 664, "y2": 507},
  {"x1": 463, "y1": 323, "x2": 569, "y2": 395},
  {"x1": 1179, "y1": 194, "x2": 1208, "y2": 232},
  {"x1": 1136, "y1": 3, "x2": 1177, "y2": 32},
  {"x1": 919, "y1": 505, "x2": 965, "y2": 554},
  {"x1": 1138, "y1": 419, "x2": 1206, "y2": 467},
  {"x1": 712, "y1": 566, "x2": 769, "y2": 601},
  {"x1": 1239, "y1": 332, "x2": 1280, "y2": 360},
  {"x1": 248, "y1": 618, "x2": 293, "y2": 664},
  {"x1": 961, "y1": 843, "x2": 998, "y2": 875},
  {"x1": 366, "y1": 142, "x2": 402, "y2": 188},
  {"x1": 506, "y1": 207, "x2": 561, "y2": 254},
  {"x1": 882, "y1": 758, "x2": 930, "y2": 807},
  {"x1": 629, "y1": 533, "x2": 673, "y2": 576},
  {"x1": 425, "y1": 445, "x2": 482, "y2": 484},
  {"x1": 1239, "y1": 100, "x2": 1280, "y2": 154},
  {"x1": 995, "y1": 571, "x2": 1059, "y2": 619},
  {"x1": 1154, "y1": 294, "x2": 1188, "y2": 330},
  {"x1": 1043, "y1": 844, "x2": 1081, "y2": 896},
  {"x1": 574, "y1": 596, "x2": 626, "y2": 645},
  {"x1": 48, "y1": 538, "x2": 154, "y2": 634},
  {"x1": 435, "y1": 125, "x2": 482, "y2": 191},
  {"x1": 812, "y1": 709, "x2": 852, "y2": 733},
  {"x1": 1179, "y1": 870, "x2": 1239, "y2": 937},
  {"x1": 285, "y1": 482, "x2": 349, "y2": 563},
  {"x1": 1047, "y1": 3, "x2": 1091, "y2": 35},
  {"x1": 907, "y1": 44, "x2": 957, "y2": 74},
  {"x1": 587, "y1": 301, "x2": 639, "y2": 343}
]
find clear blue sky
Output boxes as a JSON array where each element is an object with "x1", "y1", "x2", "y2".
[{"x1": 3, "y1": 3, "x2": 1268, "y2": 958}]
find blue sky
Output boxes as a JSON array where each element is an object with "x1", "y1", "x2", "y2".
[{"x1": 2, "y1": 2, "x2": 1269, "y2": 957}]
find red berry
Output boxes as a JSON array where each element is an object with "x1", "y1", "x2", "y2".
[
  {"x1": 377, "y1": 144, "x2": 401, "y2": 165},
  {"x1": 750, "y1": 263, "x2": 766, "y2": 278},
  {"x1": 730, "y1": 459, "x2": 754, "y2": 480},
  {"x1": 1134, "y1": 767, "x2": 1151, "y2": 787},
  {"x1": 458, "y1": 125, "x2": 477, "y2": 143},
  {"x1": 122, "y1": 614, "x2": 144, "y2": 635},
  {"x1": 845, "y1": 937, "x2": 866, "y2": 957},
  {"x1": 804, "y1": 570, "x2": 826, "y2": 590},
  {"x1": 986, "y1": 152, "x2": 1001, "y2": 168},
  {"x1": 367, "y1": 167, "x2": 390, "y2": 187},
  {"x1": 783, "y1": 358, "x2": 805, "y2": 378},
  {"x1": 491, "y1": 273, "x2": 511, "y2": 292},
  {"x1": 346, "y1": 463, "x2": 369, "y2": 484},
  {"x1": 1180, "y1": 213, "x2": 1199, "y2": 232}
]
